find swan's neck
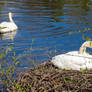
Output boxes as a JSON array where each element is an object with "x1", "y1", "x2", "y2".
[
  {"x1": 79, "y1": 45, "x2": 86, "y2": 54},
  {"x1": 9, "y1": 13, "x2": 14, "y2": 23},
  {"x1": 79, "y1": 41, "x2": 92, "y2": 55}
]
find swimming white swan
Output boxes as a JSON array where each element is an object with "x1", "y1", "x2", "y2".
[
  {"x1": 0, "y1": 12, "x2": 18, "y2": 33},
  {"x1": 51, "y1": 41, "x2": 92, "y2": 70}
]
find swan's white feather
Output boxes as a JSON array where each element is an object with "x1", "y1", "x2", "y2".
[
  {"x1": 0, "y1": 12, "x2": 18, "y2": 33},
  {"x1": 51, "y1": 41, "x2": 92, "y2": 70},
  {"x1": 0, "y1": 22, "x2": 17, "y2": 33}
]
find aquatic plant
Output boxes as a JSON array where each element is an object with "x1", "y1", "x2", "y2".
[{"x1": 0, "y1": 47, "x2": 20, "y2": 90}]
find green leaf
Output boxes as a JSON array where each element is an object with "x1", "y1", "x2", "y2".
[
  {"x1": 0, "y1": 54, "x2": 2, "y2": 58},
  {"x1": 82, "y1": 34, "x2": 85, "y2": 40},
  {"x1": 13, "y1": 52, "x2": 16, "y2": 56},
  {"x1": 15, "y1": 61, "x2": 19, "y2": 66},
  {"x1": 0, "y1": 64, "x2": 1, "y2": 70},
  {"x1": 1, "y1": 69, "x2": 5, "y2": 74}
]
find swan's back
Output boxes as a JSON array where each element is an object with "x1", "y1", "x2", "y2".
[
  {"x1": 0, "y1": 21, "x2": 17, "y2": 28},
  {"x1": 51, "y1": 51, "x2": 92, "y2": 70},
  {"x1": 0, "y1": 22, "x2": 17, "y2": 33}
]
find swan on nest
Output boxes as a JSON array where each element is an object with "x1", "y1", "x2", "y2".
[
  {"x1": 0, "y1": 12, "x2": 18, "y2": 33},
  {"x1": 51, "y1": 41, "x2": 92, "y2": 70}
]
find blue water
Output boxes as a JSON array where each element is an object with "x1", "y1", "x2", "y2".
[{"x1": 0, "y1": 0, "x2": 92, "y2": 70}]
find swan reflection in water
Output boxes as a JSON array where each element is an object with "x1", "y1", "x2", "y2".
[{"x1": 0, "y1": 30, "x2": 17, "y2": 40}]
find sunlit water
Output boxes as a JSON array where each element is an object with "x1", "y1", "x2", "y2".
[{"x1": 0, "y1": 0, "x2": 92, "y2": 71}]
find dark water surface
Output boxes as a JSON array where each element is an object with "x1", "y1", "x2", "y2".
[{"x1": 0, "y1": 0, "x2": 92, "y2": 70}]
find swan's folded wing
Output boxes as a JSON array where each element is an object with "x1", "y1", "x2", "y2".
[
  {"x1": 0, "y1": 22, "x2": 18, "y2": 33},
  {"x1": 51, "y1": 54, "x2": 92, "y2": 70},
  {"x1": 0, "y1": 22, "x2": 9, "y2": 27}
]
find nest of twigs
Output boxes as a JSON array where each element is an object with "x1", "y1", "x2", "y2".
[{"x1": 9, "y1": 60, "x2": 92, "y2": 92}]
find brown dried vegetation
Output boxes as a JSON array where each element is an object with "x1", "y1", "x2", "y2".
[{"x1": 9, "y1": 61, "x2": 92, "y2": 92}]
